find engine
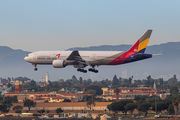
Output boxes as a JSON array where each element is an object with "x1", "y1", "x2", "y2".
[{"x1": 52, "y1": 60, "x2": 67, "y2": 68}]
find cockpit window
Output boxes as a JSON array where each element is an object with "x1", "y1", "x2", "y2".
[{"x1": 26, "y1": 55, "x2": 29, "y2": 57}]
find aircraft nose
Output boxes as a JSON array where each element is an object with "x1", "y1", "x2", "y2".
[{"x1": 24, "y1": 56, "x2": 28, "y2": 61}]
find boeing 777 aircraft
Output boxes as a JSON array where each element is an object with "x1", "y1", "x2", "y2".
[{"x1": 24, "y1": 30, "x2": 153, "y2": 73}]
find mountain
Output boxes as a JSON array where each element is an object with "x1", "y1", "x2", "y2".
[{"x1": 0, "y1": 42, "x2": 180, "y2": 81}]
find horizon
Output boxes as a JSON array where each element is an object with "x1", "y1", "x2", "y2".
[{"x1": 1, "y1": 41, "x2": 180, "y2": 52}]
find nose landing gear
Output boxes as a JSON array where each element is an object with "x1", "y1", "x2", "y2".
[{"x1": 33, "y1": 64, "x2": 38, "y2": 71}]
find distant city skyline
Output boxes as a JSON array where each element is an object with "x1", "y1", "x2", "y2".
[{"x1": 0, "y1": 0, "x2": 180, "y2": 52}]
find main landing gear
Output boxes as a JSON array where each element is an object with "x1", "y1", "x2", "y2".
[
  {"x1": 88, "y1": 68, "x2": 98, "y2": 73},
  {"x1": 77, "y1": 68, "x2": 87, "y2": 73},
  {"x1": 33, "y1": 64, "x2": 38, "y2": 71},
  {"x1": 77, "y1": 68, "x2": 98, "y2": 73}
]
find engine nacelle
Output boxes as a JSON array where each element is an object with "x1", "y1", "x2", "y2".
[{"x1": 52, "y1": 60, "x2": 67, "y2": 68}]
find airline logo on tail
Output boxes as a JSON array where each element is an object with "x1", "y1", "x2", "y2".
[
  {"x1": 128, "y1": 30, "x2": 152, "y2": 53},
  {"x1": 108, "y1": 30, "x2": 152, "y2": 65}
]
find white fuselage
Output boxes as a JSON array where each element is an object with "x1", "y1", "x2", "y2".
[{"x1": 24, "y1": 51, "x2": 123, "y2": 65}]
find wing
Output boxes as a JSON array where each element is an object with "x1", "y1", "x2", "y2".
[{"x1": 65, "y1": 50, "x2": 89, "y2": 68}]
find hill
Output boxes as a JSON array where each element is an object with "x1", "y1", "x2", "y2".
[{"x1": 0, "y1": 42, "x2": 180, "y2": 81}]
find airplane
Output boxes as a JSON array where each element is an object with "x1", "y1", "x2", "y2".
[{"x1": 24, "y1": 30, "x2": 153, "y2": 73}]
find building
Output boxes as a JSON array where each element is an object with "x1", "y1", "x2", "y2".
[
  {"x1": 4, "y1": 91, "x2": 91, "y2": 103},
  {"x1": 97, "y1": 87, "x2": 169, "y2": 101},
  {"x1": 4, "y1": 92, "x2": 51, "y2": 102},
  {"x1": 9, "y1": 102, "x2": 111, "y2": 114},
  {"x1": 101, "y1": 88, "x2": 114, "y2": 95},
  {"x1": 15, "y1": 80, "x2": 21, "y2": 92}
]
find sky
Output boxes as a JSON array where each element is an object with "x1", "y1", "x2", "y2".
[{"x1": 0, "y1": 0, "x2": 180, "y2": 52}]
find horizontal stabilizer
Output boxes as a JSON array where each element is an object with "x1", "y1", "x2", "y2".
[{"x1": 152, "y1": 54, "x2": 162, "y2": 56}]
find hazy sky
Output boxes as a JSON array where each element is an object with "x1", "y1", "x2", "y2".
[{"x1": 0, "y1": 0, "x2": 180, "y2": 52}]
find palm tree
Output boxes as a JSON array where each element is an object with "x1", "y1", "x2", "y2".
[
  {"x1": 172, "y1": 95, "x2": 180, "y2": 115},
  {"x1": 128, "y1": 77, "x2": 132, "y2": 84},
  {"x1": 114, "y1": 88, "x2": 119, "y2": 102}
]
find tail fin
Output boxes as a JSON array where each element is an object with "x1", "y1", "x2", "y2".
[{"x1": 128, "y1": 30, "x2": 152, "y2": 53}]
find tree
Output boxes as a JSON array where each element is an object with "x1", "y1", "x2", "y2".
[
  {"x1": 86, "y1": 97, "x2": 96, "y2": 109},
  {"x1": 145, "y1": 75, "x2": 154, "y2": 88},
  {"x1": 48, "y1": 81, "x2": 53, "y2": 89},
  {"x1": 107, "y1": 102, "x2": 121, "y2": 115},
  {"x1": 167, "y1": 104, "x2": 175, "y2": 115},
  {"x1": 79, "y1": 77, "x2": 83, "y2": 85},
  {"x1": 137, "y1": 102, "x2": 151, "y2": 116},
  {"x1": 13, "y1": 105, "x2": 23, "y2": 113},
  {"x1": 147, "y1": 75, "x2": 151, "y2": 81},
  {"x1": 84, "y1": 89, "x2": 96, "y2": 96},
  {"x1": 23, "y1": 99, "x2": 36, "y2": 111},
  {"x1": 0, "y1": 95, "x2": 3, "y2": 101},
  {"x1": 63, "y1": 99, "x2": 71, "y2": 102},
  {"x1": 72, "y1": 75, "x2": 78, "y2": 81},
  {"x1": 134, "y1": 95, "x2": 148, "y2": 101},
  {"x1": 11, "y1": 96, "x2": 18, "y2": 103},
  {"x1": 152, "y1": 102, "x2": 166, "y2": 113},
  {"x1": 7, "y1": 83, "x2": 12, "y2": 88},
  {"x1": 119, "y1": 100, "x2": 133, "y2": 116},
  {"x1": 112, "y1": 75, "x2": 119, "y2": 86},
  {"x1": 163, "y1": 98, "x2": 172, "y2": 109},
  {"x1": 124, "y1": 103, "x2": 137, "y2": 116},
  {"x1": 38, "y1": 109, "x2": 45, "y2": 114},
  {"x1": 0, "y1": 96, "x2": 18, "y2": 113},
  {"x1": 128, "y1": 77, "x2": 132, "y2": 84},
  {"x1": 85, "y1": 85, "x2": 103, "y2": 95},
  {"x1": 168, "y1": 75, "x2": 177, "y2": 85},
  {"x1": 148, "y1": 95, "x2": 161, "y2": 103},
  {"x1": 170, "y1": 85, "x2": 179, "y2": 96},
  {"x1": 1, "y1": 96, "x2": 17, "y2": 108},
  {"x1": 81, "y1": 95, "x2": 92, "y2": 102},
  {"x1": 172, "y1": 95, "x2": 180, "y2": 115},
  {"x1": 114, "y1": 88, "x2": 119, "y2": 102},
  {"x1": 0, "y1": 104, "x2": 9, "y2": 113},
  {"x1": 56, "y1": 108, "x2": 63, "y2": 114},
  {"x1": 30, "y1": 80, "x2": 36, "y2": 87},
  {"x1": 107, "y1": 100, "x2": 133, "y2": 116}
]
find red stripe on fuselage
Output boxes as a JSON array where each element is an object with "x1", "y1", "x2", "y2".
[{"x1": 108, "y1": 40, "x2": 139, "y2": 65}]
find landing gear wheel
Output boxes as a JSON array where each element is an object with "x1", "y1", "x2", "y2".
[
  {"x1": 33, "y1": 64, "x2": 38, "y2": 71},
  {"x1": 83, "y1": 70, "x2": 87, "y2": 73},
  {"x1": 88, "y1": 68, "x2": 93, "y2": 71},
  {"x1": 94, "y1": 70, "x2": 98, "y2": 73},
  {"x1": 88, "y1": 68, "x2": 98, "y2": 73},
  {"x1": 77, "y1": 68, "x2": 87, "y2": 73}
]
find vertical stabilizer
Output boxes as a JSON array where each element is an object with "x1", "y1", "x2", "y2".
[{"x1": 128, "y1": 30, "x2": 152, "y2": 53}]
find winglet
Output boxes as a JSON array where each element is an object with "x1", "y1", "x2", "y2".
[{"x1": 128, "y1": 30, "x2": 152, "y2": 53}]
